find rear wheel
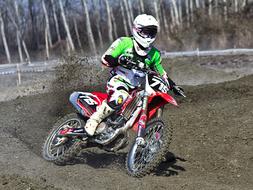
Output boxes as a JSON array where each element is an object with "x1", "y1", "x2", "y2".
[
  {"x1": 126, "y1": 118, "x2": 172, "y2": 177},
  {"x1": 42, "y1": 113, "x2": 86, "y2": 165}
]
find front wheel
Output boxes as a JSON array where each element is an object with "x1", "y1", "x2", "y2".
[
  {"x1": 126, "y1": 118, "x2": 172, "y2": 177},
  {"x1": 42, "y1": 113, "x2": 86, "y2": 165}
]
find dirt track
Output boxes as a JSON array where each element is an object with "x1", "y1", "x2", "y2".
[{"x1": 0, "y1": 70, "x2": 253, "y2": 189}]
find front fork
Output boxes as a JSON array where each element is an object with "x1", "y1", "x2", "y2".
[{"x1": 137, "y1": 94, "x2": 148, "y2": 139}]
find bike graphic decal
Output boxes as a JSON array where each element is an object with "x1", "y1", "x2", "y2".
[
  {"x1": 149, "y1": 76, "x2": 169, "y2": 93},
  {"x1": 79, "y1": 95, "x2": 98, "y2": 106}
]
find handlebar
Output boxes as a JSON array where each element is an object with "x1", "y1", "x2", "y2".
[
  {"x1": 172, "y1": 86, "x2": 186, "y2": 97},
  {"x1": 118, "y1": 56, "x2": 156, "y2": 74},
  {"x1": 118, "y1": 56, "x2": 186, "y2": 98}
]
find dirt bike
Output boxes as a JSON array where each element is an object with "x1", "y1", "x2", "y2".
[{"x1": 42, "y1": 59, "x2": 185, "y2": 177}]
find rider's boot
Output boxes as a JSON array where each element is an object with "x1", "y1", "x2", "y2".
[{"x1": 84, "y1": 100, "x2": 114, "y2": 136}]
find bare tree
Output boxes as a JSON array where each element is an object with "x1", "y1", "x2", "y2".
[
  {"x1": 154, "y1": 1, "x2": 160, "y2": 24},
  {"x1": 120, "y1": 1, "x2": 129, "y2": 36},
  {"x1": 185, "y1": 0, "x2": 190, "y2": 27},
  {"x1": 234, "y1": 0, "x2": 239, "y2": 12},
  {"x1": 208, "y1": 0, "x2": 213, "y2": 17},
  {"x1": 223, "y1": 0, "x2": 228, "y2": 21},
  {"x1": 195, "y1": 0, "x2": 200, "y2": 8},
  {"x1": 59, "y1": 0, "x2": 75, "y2": 51},
  {"x1": 105, "y1": 0, "x2": 113, "y2": 42},
  {"x1": 190, "y1": 0, "x2": 194, "y2": 22},
  {"x1": 28, "y1": 0, "x2": 39, "y2": 50},
  {"x1": 123, "y1": 0, "x2": 133, "y2": 31},
  {"x1": 170, "y1": 2, "x2": 176, "y2": 27},
  {"x1": 42, "y1": 0, "x2": 52, "y2": 48},
  {"x1": 242, "y1": 0, "x2": 247, "y2": 9},
  {"x1": 51, "y1": 0, "x2": 61, "y2": 42},
  {"x1": 45, "y1": 25, "x2": 49, "y2": 59},
  {"x1": 139, "y1": 0, "x2": 145, "y2": 13},
  {"x1": 161, "y1": 0, "x2": 169, "y2": 34},
  {"x1": 94, "y1": 0, "x2": 103, "y2": 49},
  {"x1": 171, "y1": 0, "x2": 180, "y2": 26},
  {"x1": 0, "y1": 12, "x2": 11, "y2": 63},
  {"x1": 73, "y1": 18, "x2": 83, "y2": 51},
  {"x1": 127, "y1": 0, "x2": 134, "y2": 21},
  {"x1": 81, "y1": 0, "x2": 97, "y2": 54},
  {"x1": 202, "y1": 0, "x2": 206, "y2": 8},
  {"x1": 111, "y1": 12, "x2": 118, "y2": 39},
  {"x1": 13, "y1": 0, "x2": 30, "y2": 64},
  {"x1": 16, "y1": 30, "x2": 23, "y2": 63},
  {"x1": 178, "y1": 0, "x2": 183, "y2": 24}
]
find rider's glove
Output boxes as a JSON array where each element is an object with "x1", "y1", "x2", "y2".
[
  {"x1": 118, "y1": 55, "x2": 131, "y2": 66},
  {"x1": 102, "y1": 55, "x2": 119, "y2": 67},
  {"x1": 162, "y1": 73, "x2": 176, "y2": 90}
]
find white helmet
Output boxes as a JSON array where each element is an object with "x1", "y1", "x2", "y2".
[{"x1": 132, "y1": 14, "x2": 159, "y2": 56}]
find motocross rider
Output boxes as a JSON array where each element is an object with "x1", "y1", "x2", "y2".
[{"x1": 84, "y1": 14, "x2": 182, "y2": 136}]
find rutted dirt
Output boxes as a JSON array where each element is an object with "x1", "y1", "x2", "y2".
[
  {"x1": 0, "y1": 55, "x2": 253, "y2": 189},
  {"x1": 0, "y1": 75, "x2": 253, "y2": 189}
]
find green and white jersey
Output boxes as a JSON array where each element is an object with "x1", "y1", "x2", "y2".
[
  {"x1": 104, "y1": 37, "x2": 165, "y2": 75},
  {"x1": 103, "y1": 37, "x2": 166, "y2": 86}
]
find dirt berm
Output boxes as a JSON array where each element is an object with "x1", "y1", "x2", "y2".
[{"x1": 0, "y1": 73, "x2": 252, "y2": 190}]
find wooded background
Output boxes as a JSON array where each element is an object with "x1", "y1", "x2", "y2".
[{"x1": 0, "y1": 0, "x2": 252, "y2": 64}]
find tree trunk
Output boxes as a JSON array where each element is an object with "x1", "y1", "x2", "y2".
[
  {"x1": 45, "y1": 27, "x2": 49, "y2": 60},
  {"x1": 190, "y1": 0, "x2": 194, "y2": 22},
  {"x1": 81, "y1": 0, "x2": 97, "y2": 54},
  {"x1": 178, "y1": 0, "x2": 182, "y2": 24},
  {"x1": 154, "y1": 1, "x2": 160, "y2": 24},
  {"x1": 123, "y1": 0, "x2": 133, "y2": 31},
  {"x1": 94, "y1": 0, "x2": 103, "y2": 50},
  {"x1": 185, "y1": 0, "x2": 190, "y2": 27},
  {"x1": 242, "y1": 0, "x2": 247, "y2": 9},
  {"x1": 105, "y1": 0, "x2": 113, "y2": 42},
  {"x1": 111, "y1": 12, "x2": 118, "y2": 39},
  {"x1": 234, "y1": 0, "x2": 239, "y2": 12},
  {"x1": 202, "y1": 0, "x2": 206, "y2": 8},
  {"x1": 42, "y1": 0, "x2": 52, "y2": 47},
  {"x1": 170, "y1": 2, "x2": 176, "y2": 28},
  {"x1": 171, "y1": 0, "x2": 180, "y2": 26},
  {"x1": 14, "y1": 0, "x2": 30, "y2": 64},
  {"x1": 139, "y1": 0, "x2": 145, "y2": 13},
  {"x1": 120, "y1": 1, "x2": 129, "y2": 36},
  {"x1": 195, "y1": 0, "x2": 200, "y2": 8},
  {"x1": 127, "y1": 0, "x2": 134, "y2": 22},
  {"x1": 59, "y1": 0, "x2": 75, "y2": 51},
  {"x1": 208, "y1": 0, "x2": 213, "y2": 17},
  {"x1": 0, "y1": 13, "x2": 11, "y2": 63},
  {"x1": 28, "y1": 0, "x2": 39, "y2": 50},
  {"x1": 73, "y1": 18, "x2": 83, "y2": 50},
  {"x1": 51, "y1": 0, "x2": 61, "y2": 42},
  {"x1": 22, "y1": 38, "x2": 31, "y2": 64},
  {"x1": 16, "y1": 31, "x2": 23, "y2": 63},
  {"x1": 161, "y1": 1, "x2": 169, "y2": 34},
  {"x1": 223, "y1": 0, "x2": 228, "y2": 21}
]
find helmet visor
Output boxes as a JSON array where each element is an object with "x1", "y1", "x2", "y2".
[{"x1": 137, "y1": 25, "x2": 157, "y2": 39}]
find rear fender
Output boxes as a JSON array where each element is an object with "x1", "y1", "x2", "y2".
[{"x1": 69, "y1": 92, "x2": 107, "y2": 117}]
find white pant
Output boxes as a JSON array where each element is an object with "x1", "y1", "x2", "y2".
[{"x1": 106, "y1": 75, "x2": 131, "y2": 109}]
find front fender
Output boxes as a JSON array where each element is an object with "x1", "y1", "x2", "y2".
[
  {"x1": 148, "y1": 92, "x2": 178, "y2": 106},
  {"x1": 132, "y1": 92, "x2": 178, "y2": 132}
]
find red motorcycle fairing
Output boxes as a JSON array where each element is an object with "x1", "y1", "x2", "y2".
[
  {"x1": 72, "y1": 90, "x2": 177, "y2": 131},
  {"x1": 132, "y1": 91, "x2": 178, "y2": 132}
]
